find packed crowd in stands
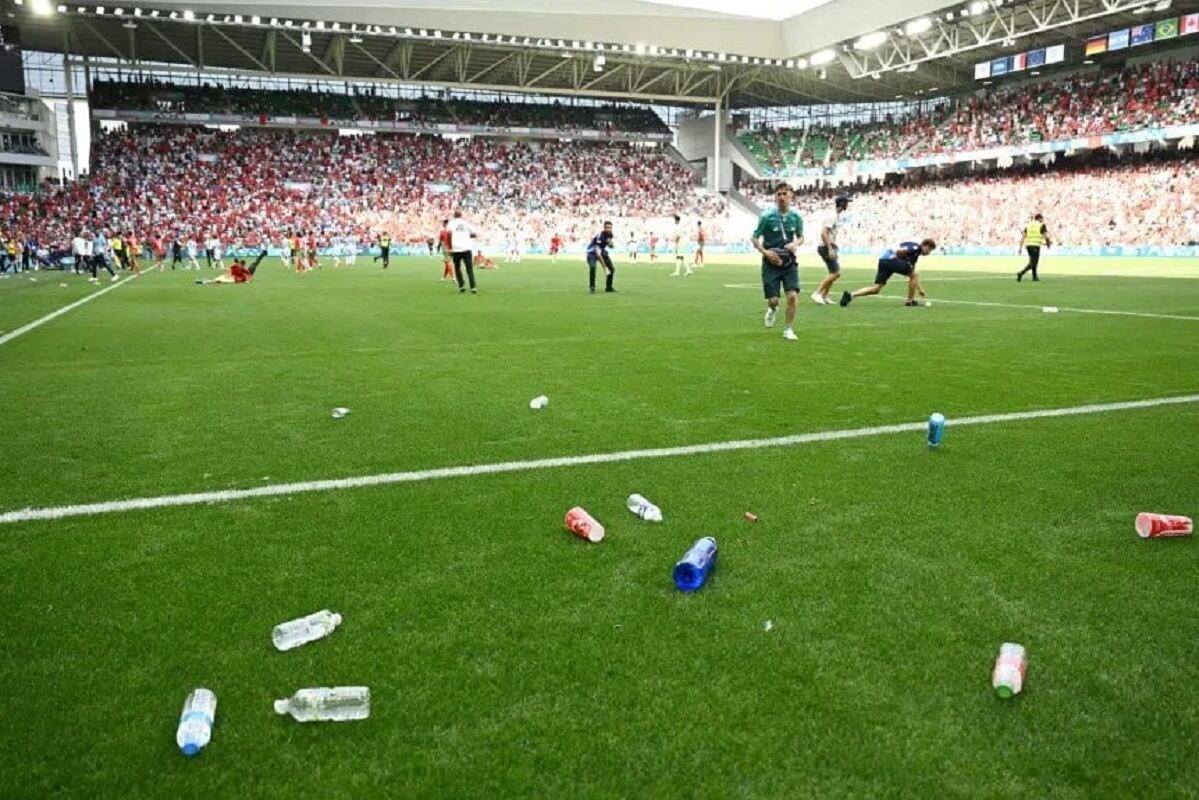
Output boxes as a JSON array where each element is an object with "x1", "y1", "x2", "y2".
[
  {"x1": 742, "y1": 148, "x2": 1199, "y2": 248},
  {"x1": 0, "y1": 124, "x2": 725, "y2": 259},
  {"x1": 739, "y1": 55, "x2": 1199, "y2": 171},
  {"x1": 89, "y1": 80, "x2": 670, "y2": 134}
]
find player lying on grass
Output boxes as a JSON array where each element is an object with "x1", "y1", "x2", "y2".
[
  {"x1": 195, "y1": 251, "x2": 266, "y2": 284},
  {"x1": 840, "y1": 239, "x2": 936, "y2": 307}
]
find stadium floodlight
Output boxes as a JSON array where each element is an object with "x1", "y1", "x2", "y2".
[
  {"x1": 349, "y1": 34, "x2": 362, "y2": 43},
  {"x1": 57, "y1": 3, "x2": 67, "y2": 11},
  {"x1": 622, "y1": 44, "x2": 630, "y2": 52},
  {"x1": 904, "y1": 17, "x2": 932, "y2": 35},
  {"x1": 301, "y1": 31, "x2": 312, "y2": 52},
  {"x1": 809, "y1": 48, "x2": 835, "y2": 66},
  {"x1": 785, "y1": 59, "x2": 794, "y2": 67},
  {"x1": 30, "y1": 0, "x2": 54, "y2": 15},
  {"x1": 404, "y1": 28, "x2": 412, "y2": 35},
  {"x1": 94, "y1": 5, "x2": 104, "y2": 14},
  {"x1": 389, "y1": 26, "x2": 397, "y2": 34},
  {"x1": 433, "y1": 30, "x2": 442, "y2": 38},
  {"x1": 817, "y1": 68, "x2": 827, "y2": 79},
  {"x1": 1153, "y1": 0, "x2": 1171, "y2": 9},
  {"x1": 234, "y1": 14, "x2": 242, "y2": 23},
  {"x1": 250, "y1": 15, "x2": 259, "y2": 24},
  {"x1": 206, "y1": 13, "x2": 215, "y2": 22},
  {"x1": 796, "y1": 57, "x2": 808, "y2": 68},
  {"x1": 969, "y1": 1, "x2": 987, "y2": 14},
  {"x1": 853, "y1": 31, "x2": 888, "y2": 50},
  {"x1": 634, "y1": 43, "x2": 646, "y2": 55},
  {"x1": 183, "y1": 9, "x2": 194, "y2": 20},
  {"x1": 112, "y1": 6, "x2": 122, "y2": 14},
  {"x1": 316, "y1": 20, "x2": 326, "y2": 30}
]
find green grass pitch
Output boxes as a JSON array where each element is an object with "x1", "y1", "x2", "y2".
[{"x1": 1, "y1": 254, "x2": 1196, "y2": 798}]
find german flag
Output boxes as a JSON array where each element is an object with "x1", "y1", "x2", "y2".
[{"x1": 1084, "y1": 35, "x2": 1107, "y2": 56}]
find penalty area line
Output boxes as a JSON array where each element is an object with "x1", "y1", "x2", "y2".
[
  {"x1": 2, "y1": 393, "x2": 1198, "y2": 526},
  {"x1": 0, "y1": 273, "x2": 141, "y2": 349}
]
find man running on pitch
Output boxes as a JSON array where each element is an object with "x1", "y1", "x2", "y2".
[
  {"x1": 751, "y1": 183, "x2": 804, "y2": 341},
  {"x1": 840, "y1": 239, "x2": 936, "y2": 308},
  {"x1": 812, "y1": 194, "x2": 850, "y2": 305}
]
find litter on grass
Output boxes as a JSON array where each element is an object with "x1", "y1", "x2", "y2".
[
  {"x1": 529, "y1": 395, "x2": 549, "y2": 410},
  {"x1": 331, "y1": 407, "x2": 350, "y2": 419},
  {"x1": 1043, "y1": 306, "x2": 1060, "y2": 313},
  {"x1": 763, "y1": 620, "x2": 774, "y2": 632}
]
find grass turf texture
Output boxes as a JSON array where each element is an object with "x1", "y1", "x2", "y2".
[{"x1": 1, "y1": 256, "x2": 1196, "y2": 797}]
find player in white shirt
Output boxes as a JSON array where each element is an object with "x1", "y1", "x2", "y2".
[
  {"x1": 72, "y1": 232, "x2": 88, "y2": 276},
  {"x1": 812, "y1": 195, "x2": 851, "y2": 305},
  {"x1": 447, "y1": 211, "x2": 478, "y2": 293},
  {"x1": 669, "y1": 214, "x2": 693, "y2": 277},
  {"x1": 330, "y1": 235, "x2": 343, "y2": 268},
  {"x1": 186, "y1": 238, "x2": 200, "y2": 270},
  {"x1": 212, "y1": 237, "x2": 225, "y2": 271},
  {"x1": 346, "y1": 233, "x2": 359, "y2": 266}
]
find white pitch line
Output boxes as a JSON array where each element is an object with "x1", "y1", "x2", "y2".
[
  {"x1": 0, "y1": 274, "x2": 139, "y2": 348},
  {"x1": 905, "y1": 296, "x2": 1199, "y2": 322},
  {"x1": 2, "y1": 393, "x2": 1197, "y2": 526}
]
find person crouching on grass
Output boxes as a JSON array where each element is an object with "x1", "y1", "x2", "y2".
[{"x1": 840, "y1": 239, "x2": 936, "y2": 308}]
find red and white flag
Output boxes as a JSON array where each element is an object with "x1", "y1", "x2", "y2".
[{"x1": 1182, "y1": 13, "x2": 1199, "y2": 35}]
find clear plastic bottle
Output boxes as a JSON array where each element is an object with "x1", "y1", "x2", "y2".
[
  {"x1": 274, "y1": 687, "x2": 371, "y2": 722},
  {"x1": 991, "y1": 643, "x2": 1027, "y2": 698},
  {"x1": 176, "y1": 688, "x2": 217, "y2": 757},
  {"x1": 673, "y1": 537, "x2": 718, "y2": 591},
  {"x1": 626, "y1": 494, "x2": 663, "y2": 522},
  {"x1": 272, "y1": 609, "x2": 343, "y2": 651}
]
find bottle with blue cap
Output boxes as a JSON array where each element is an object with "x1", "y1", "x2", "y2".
[
  {"x1": 176, "y1": 688, "x2": 216, "y2": 757},
  {"x1": 927, "y1": 412, "x2": 946, "y2": 448},
  {"x1": 673, "y1": 537, "x2": 718, "y2": 591}
]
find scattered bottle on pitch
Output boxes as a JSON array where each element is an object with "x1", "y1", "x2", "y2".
[
  {"x1": 626, "y1": 494, "x2": 663, "y2": 522},
  {"x1": 927, "y1": 412, "x2": 946, "y2": 448},
  {"x1": 673, "y1": 537, "x2": 718, "y2": 592},
  {"x1": 275, "y1": 687, "x2": 371, "y2": 722},
  {"x1": 529, "y1": 395, "x2": 549, "y2": 410},
  {"x1": 991, "y1": 643, "x2": 1027, "y2": 698},
  {"x1": 176, "y1": 688, "x2": 217, "y2": 757},
  {"x1": 272, "y1": 609, "x2": 343, "y2": 651}
]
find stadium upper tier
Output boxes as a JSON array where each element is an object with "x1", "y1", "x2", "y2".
[
  {"x1": 89, "y1": 81, "x2": 672, "y2": 137},
  {"x1": 739, "y1": 56, "x2": 1199, "y2": 174},
  {"x1": 0, "y1": 125, "x2": 725, "y2": 250}
]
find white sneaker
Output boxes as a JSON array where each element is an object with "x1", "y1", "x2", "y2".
[
  {"x1": 88, "y1": 277, "x2": 98, "y2": 284},
  {"x1": 670, "y1": 270, "x2": 680, "y2": 277},
  {"x1": 823, "y1": 295, "x2": 836, "y2": 305},
  {"x1": 810, "y1": 291, "x2": 825, "y2": 305},
  {"x1": 764, "y1": 307, "x2": 777, "y2": 328},
  {"x1": 110, "y1": 274, "x2": 120, "y2": 281},
  {"x1": 783, "y1": 328, "x2": 798, "y2": 341}
]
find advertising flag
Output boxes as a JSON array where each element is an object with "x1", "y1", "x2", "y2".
[
  {"x1": 990, "y1": 57, "x2": 1011, "y2": 76},
  {"x1": 1026, "y1": 48, "x2": 1047, "y2": 68},
  {"x1": 1012, "y1": 52, "x2": 1028, "y2": 71},
  {"x1": 1182, "y1": 13, "x2": 1199, "y2": 35},
  {"x1": 1108, "y1": 29, "x2": 1130, "y2": 51},
  {"x1": 1045, "y1": 44, "x2": 1065, "y2": 63}
]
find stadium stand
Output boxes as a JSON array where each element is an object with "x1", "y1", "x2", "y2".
[
  {"x1": 742, "y1": 148, "x2": 1199, "y2": 248},
  {"x1": 89, "y1": 80, "x2": 672, "y2": 135},
  {"x1": 0, "y1": 123, "x2": 725, "y2": 252},
  {"x1": 737, "y1": 55, "x2": 1199, "y2": 171}
]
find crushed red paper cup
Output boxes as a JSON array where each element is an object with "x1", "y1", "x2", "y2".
[{"x1": 1135, "y1": 512, "x2": 1193, "y2": 539}]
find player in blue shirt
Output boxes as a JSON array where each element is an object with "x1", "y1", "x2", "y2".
[
  {"x1": 840, "y1": 238, "x2": 936, "y2": 307},
  {"x1": 587, "y1": 221, "x2": 616, "y2": 294}
]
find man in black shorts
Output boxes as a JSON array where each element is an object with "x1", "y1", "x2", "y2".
[
  {"x1": 812, "y1": 194, "x2": 850, "y2": 305},
  {"x1": 751, "y1": 183, "x2": 805, "y2": 341},
  {"x1": 840, "y1": 239, "x2": 936, "y2": 307}
]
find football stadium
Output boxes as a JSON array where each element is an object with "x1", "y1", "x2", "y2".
[{"x1": 1, "y1": 0, "x2": 1197, "y2": 795}]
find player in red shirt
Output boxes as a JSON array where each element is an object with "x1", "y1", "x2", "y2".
[
  {"x1": 197, "y1": 251, "x2": 265, "y2": 284},
  {"x1": 439, "y1": 220, "x2": 454, "y2": 282},
  {"x1": 694, "y1": 221, "x2": 706, "y2": 266},
  {"x1": 549, "y1": 233, "x2": 563, "y2": 263},
  {"x1": 649, "y1": 233, "x2": 659, "y2": 262}
]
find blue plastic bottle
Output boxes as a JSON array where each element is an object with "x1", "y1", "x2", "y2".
[
  {"x1": 673, "y1": 537, "x2": 718, "y2": 591},
  {"x1": 927, "y1": 412, "x2": 946, "y2": 448}
]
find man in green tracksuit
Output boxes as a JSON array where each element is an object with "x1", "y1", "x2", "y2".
[{"x1": 751, "y1": 182, "x2": 805, "y2": 341}]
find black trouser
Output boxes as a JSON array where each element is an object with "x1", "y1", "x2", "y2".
[
  {"x1": 588, "y1": 252, "x2": 614, "y2": 291},
  {"x1": 90, "y1": 255, "x2": 115, "y2": 277},
  {"x1": 1019, "y1": 246, "x2": 1041, "y2": 279},
  {"x1": 205, "y1": 248, "x2": 214, "y2": 268},
  {"x1": 171, "y1": 252, "x2": 183, "y2": 269},
  {"x1": 452, "y1": 250, "x2": 476, "y2": 290},
  {"x1": 374, "y1": 248, "x2": 390, "y2": 268}
]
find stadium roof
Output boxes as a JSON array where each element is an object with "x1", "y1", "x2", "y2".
[{"x1": 15, "y1": 0, "x2": 1199, "y2": 107}]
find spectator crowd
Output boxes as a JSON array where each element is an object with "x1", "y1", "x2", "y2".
[
  {"x1": 744, "y1": 148, "x2": 1199, "y2": 248},
  {"x1": 739, "y1": 56, "x2": 1199, "y2": 170},
  {"x1": 0, "y1": 124, "x2": 725, "y2": 260}
]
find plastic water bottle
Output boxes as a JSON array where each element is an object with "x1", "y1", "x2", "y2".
[
  {"x1": 272, "y1": 609, "x2": 343, "y2": 651},
  {"x1": 331, "y1": 407, "x2": 350, "y2": 419},
  {"x1": 274, "y1": 687, "x2": 371, "y2": 722},
  {"x1": 176, "y1": 688, "x2": 217, "y2": 757},
  {"x1": 991, "y1": 643, "x2": 1027, "y2": 698},
  {"x1": 529, "y1": 395, "x2": 549, "y2": 410},
  {"x1": 927, "y1": 412, "x2": 946, "y2": 448},
  {"x1": 627, "y1": 494, "x2": 663, "y2": 522},
  {"x1": 673, "y1": 537, "x2": 718, "y2": 592}
]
